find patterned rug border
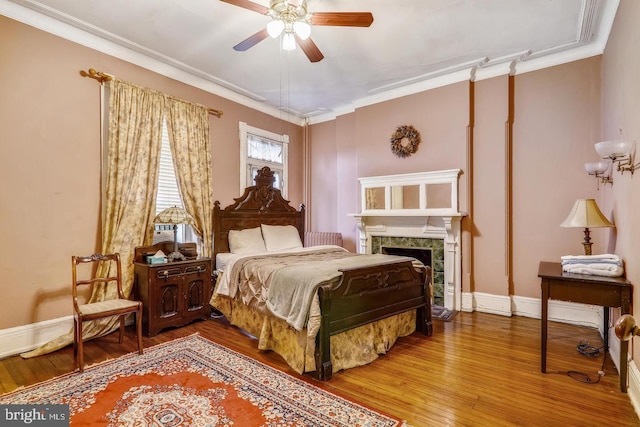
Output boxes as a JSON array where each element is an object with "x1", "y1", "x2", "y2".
[
  {"x1": 0, "y1": 334, "x2": 200, "y2": 398},
  {"x1": 1, "y1": 333, "x2": 412, "y2": 427}
]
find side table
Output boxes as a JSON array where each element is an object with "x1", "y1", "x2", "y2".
[{"x1": 538, "y1": 261, "x2": 632, "y2": 393}]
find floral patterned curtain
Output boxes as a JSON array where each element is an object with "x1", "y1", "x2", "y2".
[
  {"x1": 21, "y1": 79, "x2": 165, "y2": 358},
  {"x1": 95, "y1": 78, "x2": 165, "y2": 296},
  {"x1": 165, "y1": 98, "x2": 213, "y2": 257}
]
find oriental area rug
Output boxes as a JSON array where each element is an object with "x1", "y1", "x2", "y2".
[{"x1": 0, "y1": 334, "x2": 411, "y2": 426}]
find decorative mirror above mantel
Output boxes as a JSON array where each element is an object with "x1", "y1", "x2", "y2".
[{"x1": 354, "y1": 169, "x2": 463, "y2": 216}]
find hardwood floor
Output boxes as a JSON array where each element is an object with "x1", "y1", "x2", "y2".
[{"x1": 1, "y1": 312, "x2": 638, "y2": 426}]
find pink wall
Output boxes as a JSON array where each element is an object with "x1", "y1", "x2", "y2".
[
  {"x1": 354, "y1": 84, "x2": 469, "y2": 180},
  {"x1": 473, "y1": 76, "x2": 509, "y2": 297},
  {"x1": 310, "y1": 58, "x2": 602, "y2": 303},
  {"x1": 600, "y1": 0, "x2": 640, "y2": 372},
  {"x1": 335, "y1": 114, "x2": 358, "y2": 251},
  {"x1": 308, "y1": 120, "x2": 338, "y2": 234},
  {"x1": 512, "y1": 58, "x2": 601, "y2": 298},
  {"x1": 2, "y1": 4, "x2": 637, "y2": 371},
  {"x1": 0, "y1": 16, "x2": 303, "y2": 329},
  {"x1": 310, "y1": 83, "x2": 470, "y2": 251}
]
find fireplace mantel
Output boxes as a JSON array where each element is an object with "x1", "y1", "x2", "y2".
[{"x1": 349, "y1": 169, "x2": 465, "y2": 311}]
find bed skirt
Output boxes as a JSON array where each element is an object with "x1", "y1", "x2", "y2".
[{"x1": 210, "y1": 290, "x2": 416, "y2": 375}]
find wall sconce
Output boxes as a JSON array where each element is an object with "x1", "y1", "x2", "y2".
[
  {"x1": 594, "y1": 140, "x2": 637, "y2": 175},
  {"x1": 584, "y1": 160, "x2": 613, "y2": 189}
]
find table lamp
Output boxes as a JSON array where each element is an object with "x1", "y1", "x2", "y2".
[
  {"x1": 153, "y1": 206, "x2": 194, "y2": 261},
  {"x1": 560, "y1": 198, "x2": 614, "y2": 255}
]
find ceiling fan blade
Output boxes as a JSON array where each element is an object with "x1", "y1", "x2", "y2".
[
  {"x1": 310, "y1": 12, "x2": 374, "y2": 27},
  {"x1": 233, "y1": 28, "x2": 269, "y2": 51},
  {"x1": 219, "y1": 0, "x2": 269, "y2": 15},
  {"x1": 296, "y1": 36, "x2": 324, "y2": 63}
]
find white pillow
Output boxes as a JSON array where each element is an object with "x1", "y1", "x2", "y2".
[
  {"x1": 228, "y1": 227, "x2": 267, "y2": 254},
  {"x1": 261, "y1": 224, "x2": 303, "y2": 252}
]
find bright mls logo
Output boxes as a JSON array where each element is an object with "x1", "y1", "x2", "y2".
[{"x1": 1, "y1": 405, "x2": 69, "y2": 426}]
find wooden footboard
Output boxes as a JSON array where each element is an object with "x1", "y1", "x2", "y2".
[{"x1": 315, "y1": 260, "x2": 432, "y2": 381}]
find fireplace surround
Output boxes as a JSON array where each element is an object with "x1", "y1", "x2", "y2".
[
  {"x1": 376, "y1": 237, "x2": 441, "y2": 304},
  {"x1": 350, "y1": 169, "x2": 465, "y2": 311}
]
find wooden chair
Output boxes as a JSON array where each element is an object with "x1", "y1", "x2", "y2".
[{"x1": 72, "y1": 253, "x2": 143, "y2": 372}]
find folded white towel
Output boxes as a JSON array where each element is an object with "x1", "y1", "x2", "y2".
[
  {"x1": 562, "y1": 263, "x2": 624, "y2": 277},
  {"x1": 561, "y1": 259, "x2": 622, "y2": 266},
  {"x1": 563, "y1": 263, "x2": 620, "y2": 271},
  {"x1": 561, "y1": 254, "x2": 620, "y2": 262}
]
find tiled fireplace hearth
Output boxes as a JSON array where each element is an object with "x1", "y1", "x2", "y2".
[{"x1": 350, "y1": 169, "x2": 465, "y2": 311}]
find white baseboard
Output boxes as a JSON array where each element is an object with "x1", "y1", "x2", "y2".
[
  {"x1": 512, "y1": 294, "x2": 602, "y2": 329},
  {"x1": 628, "y1": 357, "x2": 640, "y2": 418},
  {"x1": 0, "y1": 316, "x2": 72, "y2": 359},
  {"x1": 0, "y1": 293, "x2": 607, "y2": 359},
  {"x1": 461, "y1": 292, "x2": 474, "y2": 312},
  {"x1": 470, "y1": 292, "x2": 513, "y2": 316},
  {"x1": 463, "y1": 292, "x2": 602, "y2": 328}
]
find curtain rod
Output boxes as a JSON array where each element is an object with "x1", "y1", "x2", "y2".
[{"x1": 80, "y1": 68, "x2": 223, "y2": 117}]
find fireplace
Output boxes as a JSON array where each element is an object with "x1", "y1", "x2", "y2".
[
  {"x1": 350, "y1": 169, "x2": 465, "y2": 311},
  {"x1": 376, "y1": 238, "x2": 442, "y2": 305}
]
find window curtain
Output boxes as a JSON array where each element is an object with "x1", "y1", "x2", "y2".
[
  {"x1": 21, "y1": 79, "x2": 165, "y2": 358},
  {"x1": 96, "y1": 78, "x2": 165, "y2": 294},
  {"x1": 165, "y1": 98, "x2": 213, "y2": 257}
]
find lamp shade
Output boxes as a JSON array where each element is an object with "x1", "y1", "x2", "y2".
[
  {"x1": 293, "y1": 21, "x2": 311, "y2": 40},
  {"x1": 267, "y1": 20, "x2": 284, "y2": 38},
  {"x1": 595, "y1": 140, "x2": 632, "y2": 159},
  {"x1": 560, "y1": 199, "x2": 614, "y2": 228},
  {"x1": 154, "y1": 206, "x2": 194, "y2": 225},
  {"x1": 584, "y1": 161, "x2": 610, "y2": 175},
  {"x1": 282, "y1": 32, "x2": 296, "y2": 51}
]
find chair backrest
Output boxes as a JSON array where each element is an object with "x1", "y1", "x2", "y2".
[{"x1": 72, "y1": 253, "x2": 124, "y2": 310}]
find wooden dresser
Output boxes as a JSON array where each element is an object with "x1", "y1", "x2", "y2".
[{"x1": 133, "y1": 245, "x2": 212, "y2": 337}]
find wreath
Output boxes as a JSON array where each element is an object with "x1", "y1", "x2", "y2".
[{"x1": 390, "y1": 125, "x2": 421, "y2": 158}]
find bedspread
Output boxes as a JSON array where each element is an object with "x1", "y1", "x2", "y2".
[{"x1": 217, "y1": 247, "x2": 416, "y2": 330}]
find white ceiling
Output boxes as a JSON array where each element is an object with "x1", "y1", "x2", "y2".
[{"x1": 2, "y1": 0, "x2": 619, "y2": 123}]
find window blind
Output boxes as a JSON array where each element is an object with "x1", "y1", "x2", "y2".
[{"x1": 156, "y1": 121, "x2": 183, "y2": 214}]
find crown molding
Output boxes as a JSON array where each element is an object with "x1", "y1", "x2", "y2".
[
  {"x1": 309, "y1": 0, "x2": 619, "y2": 125},
  {"x1": 3, "y1": 0, "x2": 619, "y2": 127},
  {"x1": 1, "y1": 0, "x2": 306, "y2": 126}
]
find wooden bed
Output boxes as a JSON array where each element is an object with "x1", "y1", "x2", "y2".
[{"x1": 211, "y1": 167, "x2": 432, "y2": 380}]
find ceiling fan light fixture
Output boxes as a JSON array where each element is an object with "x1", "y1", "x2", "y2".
[
  {"x1": 267, "y1": 19, "x2": 285, "y2": 38},
  {"x1": 282, "y1": 32, "x2": 296, "y2": 51},
  {"x1": 293, "y1": 21, "x2": 311, "y2": 40},
  {"x1": 225, "y1": 0, "x2": 371, "y2": 63}
]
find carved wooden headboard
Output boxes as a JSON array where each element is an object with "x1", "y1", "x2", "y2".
[{"x1": 212, "y1": 167, "x2": 305, "y2": 261}]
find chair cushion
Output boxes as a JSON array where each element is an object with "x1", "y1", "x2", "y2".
[{"x1": 79, "y1": 299, "x2": 139, "y2": 316}]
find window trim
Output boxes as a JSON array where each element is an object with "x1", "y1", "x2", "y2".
[{"x1": 239, "y1": 121, "x2": 289, "y2": 197}]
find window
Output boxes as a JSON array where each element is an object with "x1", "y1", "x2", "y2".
[
  {"x1": 156, "y1": 121, "x2": 182, "y2": 214},
  {"x1": 239, "y1": 122, "x2": 288, "y2": 197},
  {"x1": 154, "y1": 120, "x2": 194, "y2": 244}
]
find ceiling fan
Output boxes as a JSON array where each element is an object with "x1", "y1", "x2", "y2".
[{"x1": 220, "y1": 0, "x2": 374, "y2": 62}]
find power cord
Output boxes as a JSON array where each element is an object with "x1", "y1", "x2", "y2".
[
  {"x1": 567, "y1": 341, "x2": 607, "y2": 384},
  {"x1": 576, "y1": 341, "x2": 602, "y2": 357}
]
